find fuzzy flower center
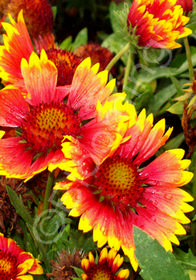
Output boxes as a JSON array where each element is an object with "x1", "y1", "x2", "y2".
[
  {"x1": 87, "y1": 264, "x2": 113, "y2": 280},
  {"x1": 21, "y1": 103, "x2": 81, "y2": 153},
  {"x1": 93, "y1": 155, "x2": 144, "y2": 207},
  {"x1": 46, "y1": 49, "x2": 81, "y2": 86},
  {"x1": 0, "y1": 250, "x2": 17, "y2": 280}
]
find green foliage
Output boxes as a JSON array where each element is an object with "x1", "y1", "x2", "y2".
[
  {"x1": 102, "y1": 2, "x2": 131, "y2": 65},
  {"x1": 134, "y1": 227, "x2": 190, "y2": 280},
  {"x1": 5, "y1": 185, "x2": 33, "y2": 225},
  {"x1": 60, "y1": 27, "x2": 88, "y2": 51},
  {"x1": 2, "y1": 1, "x2": 196, "y2": 280},
  {"x1": 174, "y1": 248, "x2": 196, "y2": 272}
]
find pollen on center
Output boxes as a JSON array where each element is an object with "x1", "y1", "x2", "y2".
[
  {"x1": 21, "y1": 103, "x2": 81, "y2": 153},
  {"x1": 0, "y1": 251, "x2": 17, "y2": 279},
  {"x1": 90, "y1": 266, "x2": 113, "y2": 280},
  {"x1": 93, "y1": 155, "x2": 144, "y2": 207}
]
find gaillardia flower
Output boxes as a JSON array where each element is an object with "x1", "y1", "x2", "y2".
[
  {"x1": 46, "y1": 48, "x2": 82, "y2": 86},
  {"x1": 55, "y1": 108, "x2": 194, "y2": 270},
  {"x1": 127, "y1": 0, "x2": 192, "y2": 49},
  {"x1": 74, "y1": 43, "x2": 115, "y2": 74},
  {"x1": 0, "y1": 50, "x2": 129, "y2": 180},
  {"x1": 81, "y1": 248, "x2": 129, "y2": 280},
  {"x1": 0, "y1": 10, "x2": 54, "y2": 90},
  {"x1": 0, "y1": 11, "x2": 82, "y2": 90},
  {"x1": 176, "y1": 0, "x2": 193, "y2": 15},
  {"x1": 7, "y1": 0, "x2": 54, "y2": 40},
  {"x1": 0, "y1": 233, "x2": 43, "y2": 279}
]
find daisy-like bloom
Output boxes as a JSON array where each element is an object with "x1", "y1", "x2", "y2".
[
  {"x1": 176, "y1": 0, "x2": 193, "y2": 15},
  {"x1": 55, "y1": 108, "x2": 194, "y2": 271},
  {"x1": 7, "y1": 0, "x2": 54, "y2": 40},
  {"x1": 81, "y1": 248, "x2": 129, "y2": 280},
  {"x1": 46, "y1": 48, "x2": 82, "y2": 86},
  {"x1": 0, "y1": 11, "x2": 79, "y2": 90},
  {"x1": 127, "y1": 0, "x2": 192, "y2": 49},
  {"x1": 0, "y1": 10, "x2": 54, "y2": 89},
  {"x1": 74, "y1": 43, "x2": 115, "y2": 74},
  {"x1": 0, "y1": 233, "x2": 43, "y2": 279},
  {"x1": 0, "y1": 50, "x2": 130, "y2": 180}
]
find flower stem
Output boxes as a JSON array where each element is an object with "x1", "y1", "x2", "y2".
[
  {"x1": 43, "y1": 171, "x2": 54, "y2": 213},
  {"x1": 105, "y1": 42, "x2": 130, "y2": 72},
  {"x1": 184, "y1": 37, "x2": 194, "y2": 82},
  {"x1": 123, "y1": 49, "x2": 132, "y2": 91}
]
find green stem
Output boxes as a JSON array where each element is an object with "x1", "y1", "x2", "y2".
[
  {"x1": 123, "y1": 50, "x2": 132, "y2": 91},
  {"x1": 43, "y1": 171, "x2": 54, "y2": 213},
  {"x1": 184, "y1": 37, "x2": 194, "y2": 82},
  {"x1": 105, "y1": 42, "x2": 130, "y2": 72}
]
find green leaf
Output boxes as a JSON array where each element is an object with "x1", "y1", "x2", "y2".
[
  {"x1": 5, "y1": 185, "x2": 33, "y2": 225},
  {"x1": 5, "y1": 185, "x2": 50, "y2": 269},
  {"x1": 170, "y1": 76, "x2": 185, "y2": 96},
  {"x1": 137, "y1": 66, "x2": 177, "y2": 83},
  {"x1": 72, "y1": 266, "x2": 84, "y2": 278},
  {"x1": 134, "y1": 226, "x2": 190, "y2": 280},
  {"x1": 174, "y1": 248, "x2": 196, "y2": 271},
  {"x1": 167, "y1": 101, "x2": 184, "y2": 115},
  {"x1": 147, "y1": 83, "x2": 177, "y2": 116},
  {"x1": 160, "y1": 132, "x2": 185, "y2": 151},
  {"x1": 102, "y1": 33, "x2": 129, "y2": 65},
  {"x1": 109, "y1": 1, "x2": 130, "y2": 34},
  {"x1": 60, "y1": 36, "x2": 73, "y2": 51},
  {"x1": 52, "y1": 6, "x2": 57, "y2": 21},
  {"x1": 72, "y1": 28, "x2": 88, "y2": 50},
  {"x1": 170, "y1": 47, "x2": 196, "y2": 75},
  {"x1": 187, "y1": 13, "x2": 196, "y2": 33},
  {"x1": 125, "y1": 81, "x2": 153, "y2": 111}
]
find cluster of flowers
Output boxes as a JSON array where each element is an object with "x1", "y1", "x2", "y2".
[{"x1": 0, "y1": 0, "x2": 194, "y2": 278}]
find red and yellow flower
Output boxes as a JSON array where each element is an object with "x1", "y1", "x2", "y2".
[
  {"x1": 0, "y1": 11, "x2": 84, "y2": 89},
  {"x1": 127, "y1": 0, "x2": 192, "y2": 49},
  {"x1": 46, "y1": 48, "x2": 82, "y2": 86},
  {"x1": 7, "y1": 0, "x2": 54, "y2": 40},
  {"x1": 55, "y1": 108, "x2": 194, "y2": 271},
  {"x1": 0, "y1": 233, "x2": 43, "y2": 279},
  {"x1": 81, "y1": 247, "x2": 129, "y2": 280},
  {"x1": 0, "y1": 10, "x2": 34, "y2": 89},
  {"x1": 0, "y1": 50, "x2": 130, "y2": 180},
  {"x1": 176, "y1": 0, "x2": 193, "y2": 15},
  {"x1": 74, "y1": 43, "x2": 115, "y2": 74}
]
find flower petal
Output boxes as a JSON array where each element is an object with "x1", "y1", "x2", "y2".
[
  {"x1": 0, "y1": 10, "x2": 33, "y2": 87},
  {"x1": 139, "y1": 149, "x2": 193, "y2": 187},
  {"x1": 0, "y1": 86, "x2": 29, "y2": 127},
  {"x1": 21, "y1": 50, "x2": 60, "y2": 105},
  {"x1": 67, "y1": 57, "x2": 115, "y2": 120}
]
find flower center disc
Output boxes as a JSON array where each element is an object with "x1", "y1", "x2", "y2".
[
  {"x1": 22, "y1": 103, "x2": 81, "y2": 153},
  {"x1": 94, "y1": 155, "x2": 143, "y2": 207},
  {"x1": 88, "y1": 265, "x2": 113, "y2": 280},
  {"x1": 0, "y1": 250, "x2": 17, "y2": 280}
]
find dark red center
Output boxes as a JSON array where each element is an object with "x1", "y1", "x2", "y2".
[
  {"x1": 0, "y1": 249, "x2": 17, "y2": 280},
  {"x1": 86, "y1": 263, "x2": 114, "y2": 280},
  {"x1": 21, "y1": 103, "x2": 81, "y2": 153},
  {"x1": 92, "y1": 155, "x2": 144, "y2": 209}
]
